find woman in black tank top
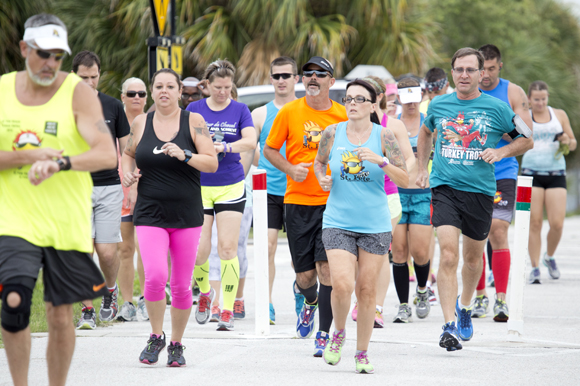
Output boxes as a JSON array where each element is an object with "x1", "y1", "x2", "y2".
[{"x1": 121, "y1": 69, "x2": 217, "y2": 367}]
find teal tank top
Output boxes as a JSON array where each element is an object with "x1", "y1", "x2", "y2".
[
  {"x1": 258, "y1": 101, "x2": 287, "y2": 196},
  {"x1": 323, "y1": 121, "x2": 391, "y2": 233}
]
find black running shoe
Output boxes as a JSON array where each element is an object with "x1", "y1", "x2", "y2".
[
  {"x1": 167, "y1": 341, "x2": 187, "y2": 367},
  {"x1": 139, "y1": 332, "x2": 166, "y2": 365},
  {"x1": 439, "y1": 322, "x2": 463, "y2": 352}
]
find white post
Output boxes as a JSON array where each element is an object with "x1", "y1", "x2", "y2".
[
  {"x1": 252, "y1": 169, "x2": 270, "y2": 336},
  {"x1": 507, "y1": 175, "x2": 533, "y2": 340}
]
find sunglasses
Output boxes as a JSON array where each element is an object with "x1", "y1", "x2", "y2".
[
  {"x1": 126, "y1": 91, "x2": 147, "y2": 98},
  {"x1": 271, "y1": 73, "x2": 295, "y2": 80},
  {"x1": 303, "y1": 70, "x2": 330, "y2": 78},
  {"x1": 28, "y1": 44, "x2": 66, "y2": 61},
  {"x1": 181, "y1": 92, "x2": 202, "y2": 100}
]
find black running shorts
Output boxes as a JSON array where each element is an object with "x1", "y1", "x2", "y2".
[
  {"x1": 0, "y1": 236, "x2": 108, "y2": 306},
  {"x1": 430, "y1": 185, "x2": 494, "y2": 241},
  {"x1": 524, "y1": 174, "x2": 567, "y2": 190},
  {"x1": 284, "y1": 204, "x2": 327, "y2": 273},
  {"x1": 268, "y1": 194, "x2": 285, "y2": 230},
  {"x1": 492, "y1": 179, "x2": 516, "y2": 223}
]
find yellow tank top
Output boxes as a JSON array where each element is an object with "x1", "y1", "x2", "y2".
[{"x1": 0, "y1": 72, "x2": 93, "y2": 252}]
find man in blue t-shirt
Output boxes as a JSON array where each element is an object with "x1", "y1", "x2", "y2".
[{"x1": 416, "y1": 47, "x2": 533, "y2": 352}]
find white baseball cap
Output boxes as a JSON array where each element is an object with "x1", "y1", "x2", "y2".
[
  {"x1": 397, "y1": 86, "x2": 422, "y2": 104},
  {"x1": 23, "y1": 24, "x2": 71, "y2": 54}
]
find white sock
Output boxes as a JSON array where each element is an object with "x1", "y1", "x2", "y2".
[
  {"x1": 235, "y1": 297, "x2": 244, "y2": 301},
  {"x1": 107, "y1": 284, "x2": 117, "y2": 292}
]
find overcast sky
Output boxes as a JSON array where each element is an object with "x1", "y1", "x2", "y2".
[{"x1": 558, "y1": 0, "x2": 580, "y2": 17}]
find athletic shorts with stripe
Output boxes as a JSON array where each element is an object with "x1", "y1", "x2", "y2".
[{"x1": 202, "y1": 180, "x2": 246, "y2": 215}]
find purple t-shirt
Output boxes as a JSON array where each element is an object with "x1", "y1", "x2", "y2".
[{"x1": 186, "y1": 99, "x2": 253, "y2": 186}]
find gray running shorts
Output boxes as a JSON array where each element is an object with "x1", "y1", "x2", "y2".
[
  {"x1": 322, "y1": 228, "x2": 392, "y2": 259},
  {"x1": 209, "y1": 206, "x2": 252, "y2": 280},
  {"x1": 91, "y1": 185, "x2": 123, "y2": 244}
]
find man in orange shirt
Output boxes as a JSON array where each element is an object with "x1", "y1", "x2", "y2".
[{"x1": 264, "y1": 56, "x2": 347, "y2": 357}]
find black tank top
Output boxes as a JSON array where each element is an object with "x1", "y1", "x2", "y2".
[{"x1": 133, "y1": 110, "x2": 203, "y2": 228}]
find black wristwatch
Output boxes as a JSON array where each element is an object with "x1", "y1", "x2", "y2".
[
  {"x1": 56, "y1": 156, "x2": 71, "y2": 171},
  {"x1": 183, "y1": 149, "x2": 192, "y2": 163}
]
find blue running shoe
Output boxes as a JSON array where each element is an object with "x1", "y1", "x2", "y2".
[
  {"x1": 296, "y1": 302, "x2": 318, "y2": 338},
  {"x1": 455, "y1": 296, "x2": 473, "y2": 341},
  {"x1": 439, "y1": 322, "x2": 463, "y2": 352},
  {"x1": 313, "y1": 331, "x2": 329, "y2": 357},
  {"x1": 269, "y1": 303, "x2": 276, "y2": 325},
  {"x1": 293, "y1": 281, "x2": 305, "y2": 317}
]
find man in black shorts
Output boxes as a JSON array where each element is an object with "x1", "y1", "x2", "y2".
[
  {"x1": 416, "y1": 47, "x2": 533, "y2": 352},
  {"x1": 73, "y1": 51, "x2": 131, "y2": 328},
  {"x1": 0, "y1": 14, "x2": 116, "y2": 385}
]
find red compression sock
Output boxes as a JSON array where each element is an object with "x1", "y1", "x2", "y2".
[
  {"x1": 492, "y1": 249, "x2": 510, "y2": 294},
  {"x1": 476, "y1": 252, "x2": 486, "y2": 291}
]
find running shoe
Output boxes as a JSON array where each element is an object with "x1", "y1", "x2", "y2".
[
  {"x1": 351, "y1": 302, "x2": 358, "y2": 322},
  {"x1": 167, "y1": 341, "x2": 186, "y2": 367},
  {"x1": 439, "y1": 322, "x2": 462, "y2": 352},
  {"x1": 529, "y1": 267, "x2": 541, "y2": 284},
  {"x1": 471, "y1": 295, "x2": 489, "y2": 318},
  {"x1": 234, "y1": 299, "x2": 245, "y2": 319},
  {"x1": 195, "y1": 287, "x2": 215, "y2": 324},
  {"x1": 210, "y1": 305, "x2": 220, "y2": 323},
  {"x1": 493, "y1": 296, "x2": 509, "y2": 322},
  {"x1": 543, "y1": 253, "x2": 561, "y2": 279},
  {"x1": 269, "y1": 303, "x2": 276, "y2": 325},
  {"x1": 293, "y1": 281, "x2": 305, "y2": 317},
  {"x1": 217, "y1": 309, "x2": 234, "y2": 331},
  {"x1": 99, "y1": 286, "x2": 119, "y2": 322},
  {"x1": 165, "y1": 283, "x2": 172, "y2": 305},
  {"x1": 415, "y1": 290, "x2": 431, "y2": 319},
  {"x1": 192, "y1": 285, "x2": 200, "y2": 305},
  {"x1": 354, "y1": 351, "x2": 374, "y2": 374},
  {"x1": 137, "y1": 296, "x2": 149, "y2": 321},
  {"x1": 487, "y1": 271, "x2": 495, "y2": 287},
  {"x1": 427, "y1": 287, "x2": 438, "y2": 305},
  {"x1": 117, "y1": 301, "x2": 137, "y2": 322},
  {"x1": 455, "y1": 296, "x2": 473, "y2": 341},
  {"x1": 323, "y1": 329, "x2": 345, "y2": 365},
  {"x1": 76, "y1": 306, "x2": 96, "y2": 330},
  {"x1": 393, "y1": 304, "x2": 413, "y2": 323},
  {"x1": 374, "y1": 310, "x2": 384, "y2": 328},
  {"x1": 296, "y1": 302, "x2": 318, "y2": 338},
  {"x1": 139, "y1": 332, "x2": 166, "y2": 365},
  {"x1": 314, "y1": 331, "x2": 329, "y2": 357}
]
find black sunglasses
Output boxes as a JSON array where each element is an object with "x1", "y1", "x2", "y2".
[
  {"x1": 271, "y1": 73, "x2": 295, "y2": 80},
  {"x1": 126, "y1": 91, "x2": 147, "y2": 98},
  {"x1": 181, "y1": 92, "x2": 202, "y2": 100},
  {"x1": 29, "y1": 45, "x2": 66, "y2": 61},
  {"x1": 303, "y1": 70, "x2": 330, "y2": 78}
]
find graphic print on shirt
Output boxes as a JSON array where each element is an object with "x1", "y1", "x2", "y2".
[
  {"x1": 494, "y1": 190, "x2": 508, "y2": 206},
  {"x1": 439, "y1": 112, "x2": 489, "y2": 165},
  {"x1": 303, "y1": 120, "x2": 323, "y2": 149},
  {"x1": 12, "y1": 130, "x2": 41, "y2": 151},
  {"x1": 339, "y1": 150, "x2": 371, "y2": 182}
]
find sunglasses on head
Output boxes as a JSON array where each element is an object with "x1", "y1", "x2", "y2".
[
  {"x1": 271, "y1": 73, "x2": 294, "y2": 80},
  {"x1": 303, "y1": 70, "x2": 330, "y2": 78},
  {"x1": 28, "y1": 44, "x2": 66, "y2": 61},
  {"x1": 126, "y1": 91, "x2": 147, "y2": 98}
]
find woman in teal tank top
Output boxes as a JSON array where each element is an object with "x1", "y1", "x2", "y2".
[{"x1": 313, "y1": 79, "x2": 409, "y2": 373}]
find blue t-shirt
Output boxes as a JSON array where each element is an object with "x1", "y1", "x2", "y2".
[
  {"x1": 480, "y1": 78, "x2": 519, "y2": 180},
  {"x1": 258, "y1": 101, "x2": 287, "y2": 196},
  {"x1": 323, "y1": 122, "x2": 391, "y2": 233},
  {"x1": 186, "y1": 99, "x2": 253, "y2": 186},
  {"x1": 425, "y1": 93, "x2": 516, "y2": 197}
]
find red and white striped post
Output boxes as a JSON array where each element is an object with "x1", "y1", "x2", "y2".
[
  {"x1": 507, "y1": 175, "x2": 533, "y2": 340},
  {"x1": 252, "y1": 169, "x2": 270, "y2": 336}
]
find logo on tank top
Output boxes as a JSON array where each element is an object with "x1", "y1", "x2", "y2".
[
  {"x1": 339, "y1": 150, "x2": 371, "y2": 182},
  {"x1": 12, "y1": 130, "x2": 41, "y2": 151},
  {"x1": 439, "y1": 112, "x2": 489, "y2": 162},
  {"x1": 303, "y1": 121, "x2": 323, "y2": 150},
  {"x1": 44, "y1": 121, "x2": 58, "y2": 136},
  {"x1": 152, "y1": 146, "x2": 164, "y2": 154}
]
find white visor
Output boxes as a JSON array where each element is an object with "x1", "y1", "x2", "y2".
[
  {"x1": 397, "y1": 86, "x2": 422, "y2": 104},
  {"x1": 183, "y1": 80, "x2": 199, "y2": 87},
  {"x1": 23, "y1": 25, "x2": 71, "y2": 54}
]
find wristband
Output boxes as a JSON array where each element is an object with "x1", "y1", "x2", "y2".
[
  {"x1": 379, "y1": 156, "x2": 389, "y2": 168},
  {"x1": 56, "y1": 156, "x2": 71, "y2": 171},
  {"x1": 183, "y1": 149, "x2": 192, "y2": 163}
]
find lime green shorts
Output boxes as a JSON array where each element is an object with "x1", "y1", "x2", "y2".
[
  {"x1": 388, "y1": 193, "x2": 402, "y2": 221},
  {"x1": 202, "y1": 180, "x2": 246, "y2": 215}
]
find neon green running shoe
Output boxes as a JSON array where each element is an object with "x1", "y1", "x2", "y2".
[
  {"x1": 354, "y1": 351, "x2": 374, "y2": 374},
  {"x1": 323, "y1": 329, "x2": 345, "y2": 365}
]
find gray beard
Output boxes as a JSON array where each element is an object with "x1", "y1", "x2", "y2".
[
  {"x1": 306, "y1": 87, "x2": 321, "y2": 97},
  {"x1": 26, "y1": 58, "x2": 57, "y2": 87}
]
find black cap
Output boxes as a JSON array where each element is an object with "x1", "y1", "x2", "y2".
[{"x1": 302, "y1": 56, "x2": 334, "y2": 77}]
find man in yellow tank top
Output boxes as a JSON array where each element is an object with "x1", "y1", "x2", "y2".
[{"x1": 0, "y1": 14, "x2": 116, "y2": 386}]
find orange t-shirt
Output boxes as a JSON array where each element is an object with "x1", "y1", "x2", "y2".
[{"x1": 266, "y1": 97, "x2": 347, "y2": 206}]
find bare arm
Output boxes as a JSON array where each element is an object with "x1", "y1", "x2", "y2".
[
  {"x1": 121, "y1": 114, "x2": 146, "y2": 187},
  {"x1": 240, "y1": 149, "x2": 255, "y2": 176},
  {"x1": 389, "y1": 118, "x2": 416, "y2": 173},
  {"x1": 264, "y1": 143, "x2": 312, "y2": 183},
  {"x1": 554, "y1": 109, "x2": 577, "y2": 151},
  {"x1": 189, "y1": 114, "x2": 219, "y2": 173},
  {"x1": 215, "y1": 126, "x2": 257, "y2": 154},
  {"x1": 380, "y1": 126, "x2": 409, "y2": 188},
  {"x1": 506, "y1": 84, "x2": 533, "y2": 142},
  {"x1": 313, "y1": 124, "x2": 336, "y2": 192},
  {"x1": 415, "y1": 124, "x2": 433, "y2": 188},
  {"x1": 252, "y1": 105, "x2": 267, "y2": 144},
  {"x1": 118, "y1": 135, "x2": 129, "y2": 158},
  {"x1": 0, "y1": 147, "x2": 64, "y2": 171}
]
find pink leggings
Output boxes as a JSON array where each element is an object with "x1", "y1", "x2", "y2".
[{"x1": 136, "y1": 226, "x2": 202, "y2": 310}]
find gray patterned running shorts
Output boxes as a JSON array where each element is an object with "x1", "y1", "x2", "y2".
[{"x1": 322, "y1": 228, "x2": 392, "y2": 259}]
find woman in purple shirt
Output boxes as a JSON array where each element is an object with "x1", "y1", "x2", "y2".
[{"x1": 186, "y1": 60, "x2": 256, "y2": 331}]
